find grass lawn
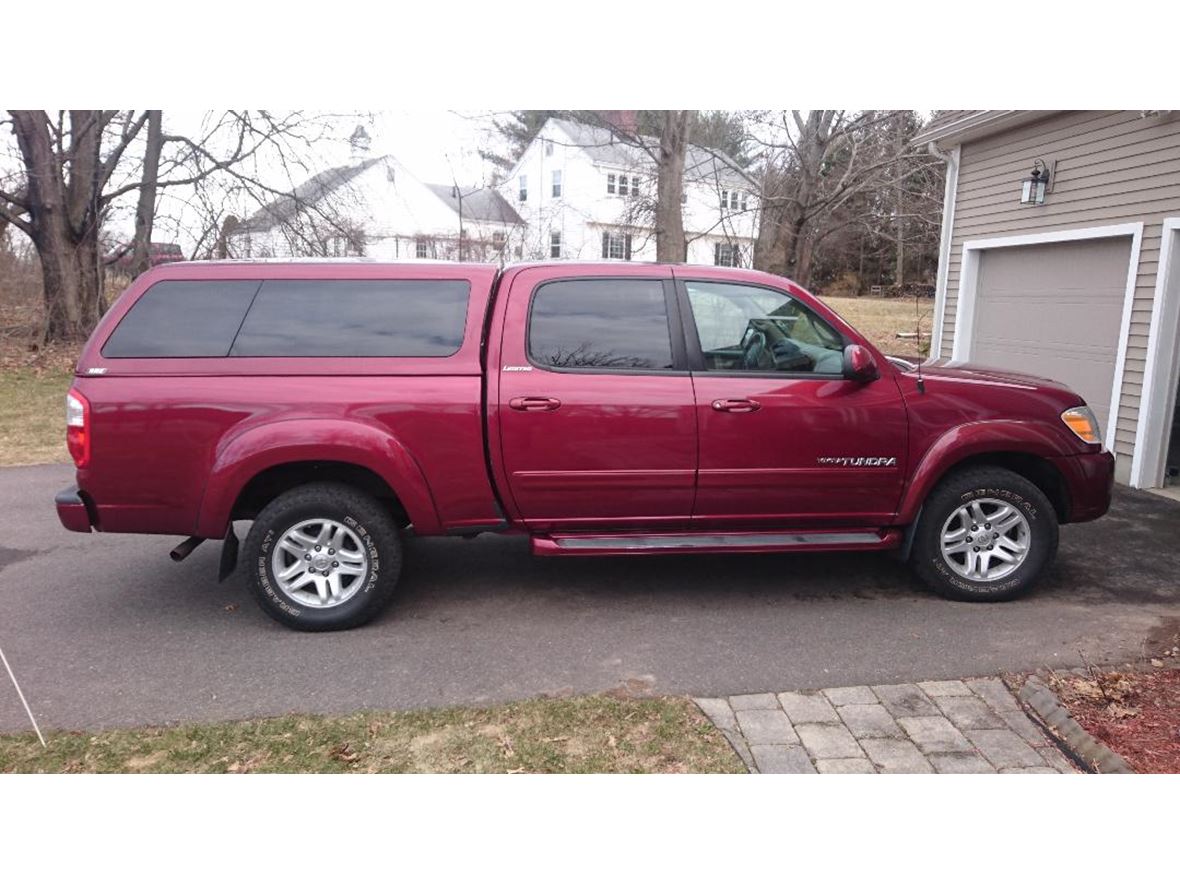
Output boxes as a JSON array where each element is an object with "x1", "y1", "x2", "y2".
[
  {"x1": 821, "y1": 295, "x2": 933, "y2": 360},
  {"x1": 0, "y1": 694, "x2": 745, "y2": 774},
  {"x1": 0, "y1": 365, "x2": 72, "y2": 466}
]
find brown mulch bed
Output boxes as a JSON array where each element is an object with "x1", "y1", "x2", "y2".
[{"x1": 1050, "y1": 662, "x2": 1180, "y2": 774}]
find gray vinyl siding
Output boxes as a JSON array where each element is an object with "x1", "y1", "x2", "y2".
[{"x1": 940, "y1": 111, "x2": 1180, "y2": 466}]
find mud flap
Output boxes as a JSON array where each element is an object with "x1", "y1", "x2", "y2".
[
  {"x1": 892, "y1": 506, "x2": 922, "y2": 562},
  {"x1": 218, "y1": 525, "x2": 239, "y2": 581}
]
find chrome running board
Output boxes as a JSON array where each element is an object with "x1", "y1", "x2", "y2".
[{"x1": 532, "y1": 529, "x2": 900, "y2": 556}]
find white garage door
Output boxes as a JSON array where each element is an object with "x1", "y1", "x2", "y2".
[{"x1": 970, "y1": 236, "x2": 1131, "y2": 433}]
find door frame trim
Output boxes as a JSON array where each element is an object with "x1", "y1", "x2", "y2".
[
  {"x1": 952, "y1": 222, "x2": 1144, "y2": 453},
  {"x1": 929, "y1": 144, "x2": 960, "y2": 361},
  {"x1": 1130, "y1": 217, "x2": 1180, "y2": 488}
]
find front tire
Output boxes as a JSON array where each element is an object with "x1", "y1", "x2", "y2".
[
  {"x1": 911, "y1": 467, "x2": 1058, "y2": 602},
  {"x1": 243, "y1": 482, "x2": 402, "y2": 631}
]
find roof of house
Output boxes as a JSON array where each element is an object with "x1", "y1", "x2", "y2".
[
  {"x1": 914, "y1": 110, "x2": 1060, "y2": 148},
  {"x1": 234, "y1": 156, "x2": 385, "y2": 234},
  {"x1": 424, "y1": 183, "x2": 523, "y2": 225},
  {"x1": 234, "y1": 155, "x2": 523, "y2": 235},
  {"x1": 549, "y1": 119, "x2": 752, "y2": 188}
]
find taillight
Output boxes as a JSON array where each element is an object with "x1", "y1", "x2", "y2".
[{"x1": 66, "y1": 389, "x2": 90, "y2": 468}]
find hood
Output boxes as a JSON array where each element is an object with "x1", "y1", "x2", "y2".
[{"x1": 916, "y1": 360, "x2": 1083, "y2": 397}]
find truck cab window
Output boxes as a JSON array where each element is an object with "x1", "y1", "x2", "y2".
[
  {"x1": 528, "y1": 279, "x2": 673, "y2": 371},
  {"x1": 686, "y1": 281, "x2": 844, "y2": 374}
]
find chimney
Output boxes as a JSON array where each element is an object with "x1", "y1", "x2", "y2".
[
  {"x1": 348, "y1": 125, "x2": 371, "y2": 162},
  {"x1": 596, "y1": 110, "x2": 639, "y2": 137}
]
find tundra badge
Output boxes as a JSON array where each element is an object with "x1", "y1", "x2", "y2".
[{"x1": 817, "y1": 456, "x2": 898, "y2": 467}]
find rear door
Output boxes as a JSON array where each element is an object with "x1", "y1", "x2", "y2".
[
  {"x1": 677, "y1": 275, "x2": 908, "y2": 528},
  {"x1": 493, "y1": 267, "x2": 696, "y2": 531}
]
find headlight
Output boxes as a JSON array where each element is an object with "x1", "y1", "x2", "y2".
[{"x1": 1061, "y1": 406, "x2": 1102, "y2": 444}]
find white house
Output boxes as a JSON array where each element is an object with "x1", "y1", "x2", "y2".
[
  {"x1": 497, "y1": 118, "x2": 758, "y2": 265},
  {"x1": 228, "y1": 128, "x2": 524, "y2": 262}
]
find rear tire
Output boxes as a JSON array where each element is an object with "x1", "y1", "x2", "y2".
[
  {"x1": 911, "y1": 467, "x2": 1058, "y2": 602},
  {"x1": 243, "y1": 482, "x2": 402, "y2": 631}
]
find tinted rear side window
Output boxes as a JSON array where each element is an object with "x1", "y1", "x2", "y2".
[
  {"x1": 528, "y1": 279, "x2": 673, "y2": 370},
  {"x1": 102, "y1": 281, "x2": 260, "y2": 357},
  {"x1": 231, "y1": 279, "x2": 470, "y2": 357}
]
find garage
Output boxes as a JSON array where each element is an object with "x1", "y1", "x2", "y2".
[
  {"x1": 916, "y1": 111, "x2": 1180, "y2": 489},
  {"x1": 967, "y1": 236, "x2": 1132, "y2": 435}
]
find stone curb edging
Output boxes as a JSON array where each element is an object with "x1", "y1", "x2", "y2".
[{"x1": 1016, "y1": 676, "x2": 1133, "y2": 774}]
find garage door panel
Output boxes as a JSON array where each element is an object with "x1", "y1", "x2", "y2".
[
  {"x1": 977, "y1": 237, "x2": 1131, "y2": 289},
  {"x1": 970, "y1": 236, "x2": 1131, "y2": 435},
  {"x1": 974, "y1": 297, "x2": 1123, "y2": 350}
]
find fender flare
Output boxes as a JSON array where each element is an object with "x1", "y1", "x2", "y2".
[
  {"x1": 195, "y1": 417, "x2": 440, "y2": 538},
  {"x1": 897, "y1": 421, "x2": 1071, "y2": 524}
]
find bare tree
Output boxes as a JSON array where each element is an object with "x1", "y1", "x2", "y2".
[
  {"x1": 750, "y1": 110, "x2": 926, "y2": 286},
  {"x1": 130, "y1": 110, "x2": 163, "y2": 276},
  {"x1": 0, "y1": 110, "x2": 354, "y2": 342}
]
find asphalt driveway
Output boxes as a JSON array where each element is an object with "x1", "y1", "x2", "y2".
[{"x1": 1, "y1": 463, "x2": 1177, "y2": 733}]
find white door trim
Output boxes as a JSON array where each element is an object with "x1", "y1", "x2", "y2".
[
  {"x1": 952, "y1": 222, "x2": 1145, "y2": 453},
  {"x1": 1130, "y1": 217, "x2": 1180, "y2": 488}
]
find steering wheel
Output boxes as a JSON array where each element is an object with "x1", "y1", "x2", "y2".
[{"x1": 742, "y1": 329, "x2": 768, "y2": 370}]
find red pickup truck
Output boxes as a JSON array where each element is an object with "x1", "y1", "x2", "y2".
[{"x1": 56, "y1": 261, "x2": 1114, "y2": 630}]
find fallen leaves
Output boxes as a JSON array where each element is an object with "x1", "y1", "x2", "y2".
[
  {"x1": 1054, "y1": 667, "x2": 1180, "y2": 773},
  {"x1": 329, "y1": 743, "x2": 359, "y2": 764}
]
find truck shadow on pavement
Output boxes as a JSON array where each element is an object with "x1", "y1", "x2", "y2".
[
  {"x1": 175, "y1": 487, "x2": 1180, "y2": 628},
  {"x1": 378, "y1": 487, "x2": 1180, "y2": 620}
]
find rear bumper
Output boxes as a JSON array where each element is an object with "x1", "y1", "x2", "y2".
[
  {"x1": 1053, "y1": 449, "x2": 1115, "y2": 523},
  {"x1": 55, "y1": 485, "x2": 93, "y2": 533}
]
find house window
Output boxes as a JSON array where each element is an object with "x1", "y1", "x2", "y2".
[
  {"x1": 615, "y1": 175, "x2": 637, "y2": 197},
  {"x1": 492, "y1": 230, "x2": 506, "y2": 249},
  {"x1": 722, "y1": 189, "x2": 746, "y2": 211},
  {"x1": 714, "y1": 241, "x2": 742, "y2": 267},
  {"x1": 545, "y1": 141, "x2": 554, "y2": 157},
  {"x1": 552, "y1": 169, "x2": 562, "y2": 198},
  {"x1": 601, "y1": 230, "x2": 632, "y2": 261},
  {"x1": 415, "y1": 238, "x2": 428, "y2": 259},
  {"x1": 550, "y1": 231, "x2": 562, "y2": 258},
  {"x1": 721, "y1": 190, "x2": 745, "y2": 211},
  {"x1": 607, "y1": 173, "x2": 616, "y2": 195},
  {"x1": 681, "y1": 192, "x2": 688, "y2": 204},
  {"x1": 519, "y1": 175, "x2": 528, "y2": 203}
]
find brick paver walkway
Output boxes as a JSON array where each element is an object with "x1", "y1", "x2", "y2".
[{"x1": 695, "y1": 677, "x2": 1075, "y2": 773}]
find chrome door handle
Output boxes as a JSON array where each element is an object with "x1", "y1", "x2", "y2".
[
  {"x1": 509, "y1": 396, "x2": 562, "y2": 412},
  {"x1": 712, "y1": 398, "x2": 761, "y2": 413}
]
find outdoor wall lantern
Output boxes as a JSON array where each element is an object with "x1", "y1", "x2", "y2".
[{"x1": 1020, "y1": 159, "x2": 1052, "y2": 206}]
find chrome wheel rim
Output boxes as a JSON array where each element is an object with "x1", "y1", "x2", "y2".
[
  {"x1": 939, "y1": 498, "x2": 1031, "y2": 583},
  {"x1": 270, "y1": 518, "x2": 369, "y2": 609}
]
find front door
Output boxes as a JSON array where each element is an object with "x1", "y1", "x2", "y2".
[
  {"x1": 678, "y1": 277, "x2": 908, "y2": 528},
  {"x1": 496, "y1": 271, "x2": 696, "y2": 531}
]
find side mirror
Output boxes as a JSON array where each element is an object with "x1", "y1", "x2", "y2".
[{"x1": 842, "y1": 344, "x2": 879, "y2": 382}]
